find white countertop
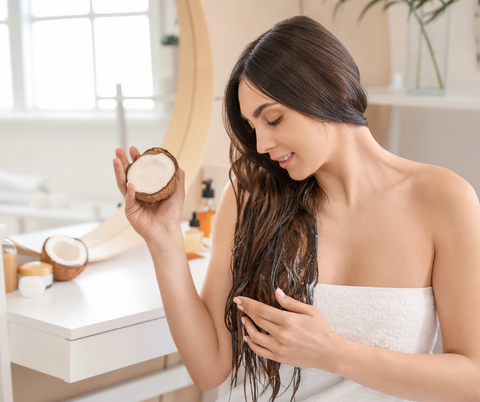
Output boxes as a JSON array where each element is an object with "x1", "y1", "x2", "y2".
[{"x1": 6, "y1": 223, "x2": 210, "y2": 341}]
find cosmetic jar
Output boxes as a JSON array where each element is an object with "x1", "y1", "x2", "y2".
[
  {"x1": 18, "y1": 276, "x2": 46, "y2": 298},
  {"x1": 17, "y1": 261, "x2": 53, "y2": 288}
]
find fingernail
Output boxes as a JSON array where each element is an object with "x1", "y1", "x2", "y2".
[
  {"x1": 233, "y1": 297, "x2": 242, "y2": 305},
  {"x1": 237, "y1": 305, "x2": 244, "y2": 311},
  {"x1": 276, "y1": 287, "x2": 286, "y2": 299},
  {"x1": 243, "y1": 336, "x2": 248, "y2": 343},
  {"x1": 241, "y1": 317, "x2": 245, "y2": 325}
]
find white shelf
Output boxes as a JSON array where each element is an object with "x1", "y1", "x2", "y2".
[{"x1": 366, "y1": 87, "x2": 480, "y2": 111}]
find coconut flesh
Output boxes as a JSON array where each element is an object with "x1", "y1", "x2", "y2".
[
  {"x1": 126, "y1": 148, "x2": 178, "y2": 202},
  {"x1": 41, "y1": 236, "x2": 88, "y2": 281}
]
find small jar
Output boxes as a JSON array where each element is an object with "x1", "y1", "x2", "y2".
[
  {"x1": 18, "y1": 276, "x2": 46, "y2": 298},
  {"x1": 17, "y1": 261, "x2": 53, "y2": 289},
  {"x1": 2, "y1": 238, "x2": 18, "y2": 293}
]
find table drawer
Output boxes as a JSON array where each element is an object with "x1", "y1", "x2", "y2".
[{"x1": 9, "y1": 317, "x2": 177, "y2": 383}]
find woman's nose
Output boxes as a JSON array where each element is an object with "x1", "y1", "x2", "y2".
[{"x1": 255, "y1": 128, "x2": 276, "y2": 155}]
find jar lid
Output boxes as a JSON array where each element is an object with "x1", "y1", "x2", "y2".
[{"x1": 18, "y1": 261, "x2": 53, "y2": 276}]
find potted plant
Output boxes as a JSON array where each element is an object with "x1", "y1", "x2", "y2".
[
  {"x1": 160, "y1": 34, "x2": 179, "y2": 46},
  {"x1": 333, "y1": 0, "x2": 463, "y2": 96},
  {"x1": 160, "y1": 25, "x2": 179, "y2": 94}
]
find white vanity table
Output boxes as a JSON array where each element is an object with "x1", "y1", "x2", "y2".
[{"x1": 6, "y1": 222, "x2": 211, "y2": 400}]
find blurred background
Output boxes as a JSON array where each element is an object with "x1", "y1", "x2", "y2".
[{"x1": 0, "y1": 0, "x2": 179, "y2": 235}]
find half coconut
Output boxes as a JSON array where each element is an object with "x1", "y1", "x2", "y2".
[
  {"x1": 126, "y1": 147, "x2": 179, "y2": 202},
  {"x1": 41, "y1": 236, "x2": 88, "y2": 281}
]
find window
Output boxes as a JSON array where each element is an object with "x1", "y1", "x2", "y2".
[
  {"x1": 0, "y1": 0, "x2": 13, "y2": 109},
  {"x1": 1, "y1": 0, "x2": 172, "y2": 113}
]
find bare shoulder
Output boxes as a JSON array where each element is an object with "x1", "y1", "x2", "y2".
[
  {"x1": 412, "y1": 164, "x2": 478, "y2": 205},
  {"x1": 413, "y1": 164, "x2": 476, "y2": 197},
  {"x1": 410, "y1": 163, "x2": 480, "y2": 239},
  {"x1": 408, "y1": 165, "x2": 480, "y2": 363}
]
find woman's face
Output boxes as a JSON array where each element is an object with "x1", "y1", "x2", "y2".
[{"x1": 238, "y1": 78, "x2": 330, "y2": 181}]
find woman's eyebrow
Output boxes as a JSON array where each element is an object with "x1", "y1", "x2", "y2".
[{"x1": 240, "y1": 102, "x2": 279, "y2": 120}]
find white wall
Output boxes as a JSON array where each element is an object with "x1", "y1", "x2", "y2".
[
  {"x1": 388, "y1": 0, "x2": 480, "y2": 193},
  {"x1": 0, "y1": 114, "x2": 170, "y2": 204},
  {"x1": 0, "y1": 113, "x2": 171, "y2": 235}
]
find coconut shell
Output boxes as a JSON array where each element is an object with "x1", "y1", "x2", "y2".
[
  {"x1": 41, "y1": 236, "x2": 89, "y2": 281},
  {"x1": 125, "y1": 147, "x2": 179, "y2": 203}
]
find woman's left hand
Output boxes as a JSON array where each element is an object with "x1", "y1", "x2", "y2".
[{"x1": 234, "y1": 288, "x2": 342, "y2": 372}]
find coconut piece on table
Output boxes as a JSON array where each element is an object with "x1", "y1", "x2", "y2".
[
  {"x1": 126, "y1": 147, "x2": 179, "y2": 203},
  {"x1": 41, "y1": 236, "x2": 88, "y2": 281}
]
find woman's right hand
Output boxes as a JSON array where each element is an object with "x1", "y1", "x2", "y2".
[{"x1": 113, "y1": 146, "x2": 185, "y2": 247}]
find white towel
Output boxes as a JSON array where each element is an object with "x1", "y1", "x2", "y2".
[
  {"x1": 217, "y1": 284, "x2": 438, "y2": 402},
  {"x1": 0, "y1": 169, "x2": 46, "y2": 193}
]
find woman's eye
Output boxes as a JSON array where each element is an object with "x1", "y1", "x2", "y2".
[{"x1": 267, "y1": 116, "x2": 283, "y2": 126}]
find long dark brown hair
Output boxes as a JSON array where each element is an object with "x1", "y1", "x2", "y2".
[{"x1": 223, "y1": 15, "x2": 368, "y2": 401}]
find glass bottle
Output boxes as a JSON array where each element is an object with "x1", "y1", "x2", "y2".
[{"x1": 2, "y1": 238, "x2": 18, "y2": 293}]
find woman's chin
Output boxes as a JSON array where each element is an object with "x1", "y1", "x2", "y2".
[{"x1": 288, "y1": 171, "x2": 310, "y2": 182}]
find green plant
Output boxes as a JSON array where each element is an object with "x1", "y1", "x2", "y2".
[
  {"x1": 161, "y1": 34, "x2": 179, "y2": 46},
  {"x1": 332, "y1": 0, "x2": 462, "y2": 90}
]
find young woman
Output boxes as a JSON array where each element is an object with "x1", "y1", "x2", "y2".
[{"x1": 113, "y1": 15, "x2": 480, "y2": 402}]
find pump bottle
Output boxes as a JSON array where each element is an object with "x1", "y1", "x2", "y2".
[
  {"x1": 197, "y1": 179, "x2": 215, "y2": 238},
  {"x1": 184, "y1": 212, "x2": 204, "y2": 253}
]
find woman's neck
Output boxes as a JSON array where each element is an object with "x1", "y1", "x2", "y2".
[{"x1": 314, "y1": 124, "x2": 407, "y2": 209}]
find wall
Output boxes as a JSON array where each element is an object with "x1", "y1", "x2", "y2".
[
  {"x1": 0, "y1": 115, "x2": 170, "y2": 203},
  {"x1": 388, "y1": 0, "x2": 480, "y2": 193}
]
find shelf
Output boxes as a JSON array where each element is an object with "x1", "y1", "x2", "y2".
[{"x1": 366, "y1": 87, "x2": 480, "y2": 111}]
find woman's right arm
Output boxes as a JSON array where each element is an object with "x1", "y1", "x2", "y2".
[{"x1": 113, "y1": 147, "x2": 236, "y2": 390}]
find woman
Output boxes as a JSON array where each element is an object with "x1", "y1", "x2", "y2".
[{"x1": 113, "y1": 16, "x2": 480, "y2": 402}]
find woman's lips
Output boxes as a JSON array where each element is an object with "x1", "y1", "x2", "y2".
[{"x1": 279, "y1": 152, "x2": 294, "y2": 168}]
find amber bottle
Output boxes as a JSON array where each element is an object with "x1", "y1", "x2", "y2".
[{"x1": 197, "y1": 180, "x2": 215, "y2": 238}]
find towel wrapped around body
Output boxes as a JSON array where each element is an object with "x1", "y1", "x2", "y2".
[{"x1": 216, "y1": 284, "x2": 439, "y2": 402}]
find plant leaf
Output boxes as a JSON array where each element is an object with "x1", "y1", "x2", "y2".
[
  {"x1": 332, "y1": 0, "x2": 351, "y2": 20},
  {"x1": 407, "y1": 0, "x2": 416, "y2": 20},
  {"x1": 417, "y1": 0, "x2": 431, "y2": 9},
  {"x1": 423, "y1": 0, "x2": 456, "y2": 24},
  {"x1": 381, "y1": 0, "x2": 404, "y2": 12},
  {"x1": 424, "y1": 7, "x2": 446, "y2": 24}
]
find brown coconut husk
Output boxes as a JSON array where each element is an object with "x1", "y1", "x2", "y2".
[
  {"x1": 125, "y1": 147, "x2": 179, "y2": 203},
  {"x1": 41, "y1": 236, "x2": 89, "y2": 281}
]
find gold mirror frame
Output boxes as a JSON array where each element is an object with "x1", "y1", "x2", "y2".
[{"x1": 14, "y1": 0, "x2": 213, "y2": 261}]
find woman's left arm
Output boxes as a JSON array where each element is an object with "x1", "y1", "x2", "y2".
[{"x1": 237, "y1": 168, "x2": 480, "y2": 402}]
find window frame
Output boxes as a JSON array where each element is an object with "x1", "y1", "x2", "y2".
[{"x1": 3, "y1": 0, "x2": 171, "y2": 117}]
